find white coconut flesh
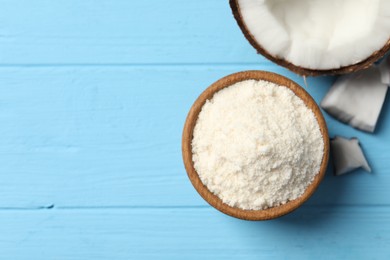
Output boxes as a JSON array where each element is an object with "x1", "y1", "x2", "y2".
[{"x1": 237, "y1": 0, "x2": 390, "y2": 70}]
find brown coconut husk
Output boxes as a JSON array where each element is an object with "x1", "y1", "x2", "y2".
[{"x1": 230, "y1": 0, "x2": 390, "y2": 76}]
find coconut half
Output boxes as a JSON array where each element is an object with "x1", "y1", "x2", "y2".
[{"x1": 231, "y1": 0, "x2": 390, "y2": 76}]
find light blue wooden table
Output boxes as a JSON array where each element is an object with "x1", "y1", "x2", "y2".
[{"x1": 0, "y1": 1, "x2": 389, "y2": 259}]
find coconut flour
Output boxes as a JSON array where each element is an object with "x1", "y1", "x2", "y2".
[{"x1": 192, "y1": 80, "x2": 324, "y2": 210}]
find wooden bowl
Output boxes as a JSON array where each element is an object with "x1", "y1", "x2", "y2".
[{"x1": 182, "y1": 71, "x2": 329, "y2": 220}]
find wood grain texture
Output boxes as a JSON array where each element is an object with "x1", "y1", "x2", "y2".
[
  {"x1": 0, "y1": 207, "x2": 389, "y2": 259},
  {"x1": 0, "y1": 66, "x2": 388, "y2": 210},
  {"x1": 0, "y1": 66, "x2": 389, "y2": 209},
  {"x1": 0, "y1": 0, "x2": 263, "y2": 65},
  {"x1": 0, "y1": 0, "x2": 389, "y2": 258},
  {"x1": 182, "y1": 71, "x2": 329, "y2": 220}
]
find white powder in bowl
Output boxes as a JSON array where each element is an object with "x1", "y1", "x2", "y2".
[{"x1": 191, "y1": 79, "x2": 324, "y2": 210}]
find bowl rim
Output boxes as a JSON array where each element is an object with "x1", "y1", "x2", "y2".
[{"x1": 182, "y1": 70, "x2": 330, "y2": 221}]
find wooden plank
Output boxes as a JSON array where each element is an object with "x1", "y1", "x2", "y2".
[
  {"x1": 0, "y1": 206, "x2": 389, "y2": 259},
  {"x1": 0, "y1": 0, "x2": 263, "y2": 64},
  {"x1": 0, "y1": 66, "x2": 388, "y2": 208}
]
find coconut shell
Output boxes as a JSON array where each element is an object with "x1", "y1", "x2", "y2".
[{"x1": 230, "y1": 0, "x2": 390, "y2": 76}]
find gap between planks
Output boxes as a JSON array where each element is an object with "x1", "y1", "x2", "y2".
[
  {"x1": 0, "y1": 204, "x2": 389, "y2": 211},
  {"x1": 0, "y1": 62, "x2": 277, "y2": 68}
]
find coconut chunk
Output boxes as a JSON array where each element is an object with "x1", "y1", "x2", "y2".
[
  {"x1": 379, "y1": 55, "x2": 390, "y2": 85},
  {"x1": 320, "y1": 64, "x2": 388, "y2": 133},
  {"x1": 331, "y1": 136, "x2": 371, "y2": 176},
  {"x1": 231, "y1": 0, "x2": 390, "y2": 75}
]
